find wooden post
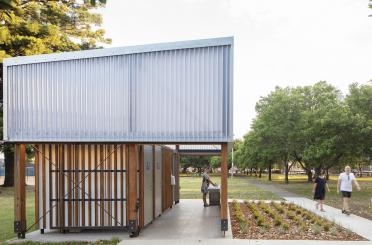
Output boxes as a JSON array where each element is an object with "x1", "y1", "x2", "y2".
[
  {"x1": 34, "y1": 145, "x2": 39, "y2": 230},
  {"x1": 139, "y1": 145, "x2": 144, "y2": 229},
  {"x1": 220, "y1": 143, "x2": 228, "y2": 233},
  {"x1": 152, "y1": 145, "x2": 156, "y2": 219},
  {"x1": 175, "y1": 145, "x2": 180, "y2": 204},
  {"x1": 14, "y1": 144, "x2": 26, "y2": 238},
  {"x1": 128, "y1": 144, "x2": 139, "y2": 237}
]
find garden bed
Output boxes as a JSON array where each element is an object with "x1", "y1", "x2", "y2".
[{"x1": 229, "y1": 200, "x2": 366, "y2": 240}]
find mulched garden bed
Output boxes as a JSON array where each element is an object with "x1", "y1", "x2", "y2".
[{"x1": 229, "y1": 200, "x2": 367, "y2": 240}]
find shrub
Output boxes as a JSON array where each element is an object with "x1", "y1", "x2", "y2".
[
  {"x1": 315, "y1": 219, "x2": 322, "y2": 226},
  {"x1": 330, "y1": 227, "x2": 338, "y2": 236},
  {"x1": 323, "y1": 223, "x2": 330, "y2": 232},
  {"x1": 282, "y1": 223, "x2": 289, "y2": 230},
  {"x1": 232, "y1": 200, "x2": 249, "y2": 233},
  {"x1": 272, "y1": 202, "x2": 285, "y2": 214},
  {"x1": 293, "y1": 215, "x2": 301, "y2": 224},
  {"x1": 288, "y1": 203, "x2": 296, "y2": 211},
  {"x1": 274, "y1": 218, "x2": 282, "y2": 226},
  {"x1": 286, "y1": 211, "x2": 295, "y2": 220},
  {"x1": 240, "y1": 221, "x2": 249, "y2": 233},
  {"x1": 312, "y1": 224, "x2": 322, "y2": 235}
]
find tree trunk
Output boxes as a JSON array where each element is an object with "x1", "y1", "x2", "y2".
[
  {"x1": 268, "y1": 162, "x2": 272, "y2": 181},
  {"x1": 284, "y1": 161, "x2": 289, "y2": 184},
  {"x1": 3, "y1": 148, "x2": 15, "y2": 187},
  {"x1": 326, "y1": 169, "x2": 329, "y2": 180},
  {"x1": 258, "y1": 168, "x2": 262, "y2": 178},
  {"x1": 358, "y1": 165, "x2": 363, "y2": 177},
  {"x1": 306, "y1": 169, "x2": 313, "y2": 182}
]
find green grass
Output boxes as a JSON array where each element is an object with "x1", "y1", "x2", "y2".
[
  {"x1": 251, "y1": 174, "x2": 372, "y2": 220},
  {"x1": 0, "y1": 186, "x2": 36, "y2": 243},
  {"x1": 180, "y1": 176, "x2": 281, "y2": 200}
]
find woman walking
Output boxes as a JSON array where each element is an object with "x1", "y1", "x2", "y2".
[{"x1": 312, "y1": 170, "x2": 330, "y2": 212}]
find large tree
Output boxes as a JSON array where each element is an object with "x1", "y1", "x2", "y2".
[
  {"x1": 345, "y1": 83, "x2": 372, "y2": 175},
  {"x1": 299, "y1": 82, "x2": 359, "y2": 178},
  {"x1": 0, "y1": 0, "x2": 111, "y2": 186},
  {"x1": 237, "y1": 81, "x2": 371, "y2": 183}
]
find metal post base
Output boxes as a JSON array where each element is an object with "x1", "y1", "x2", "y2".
[
  {"x1": 128, "y1": 220, "x2": 139, "y2": 238},
  {"x1": 221, "y1": 218, "x2": 228, "y2": 231},
  {"x1": 14, "y1": 221, "x2": 26, "y2": 239}
]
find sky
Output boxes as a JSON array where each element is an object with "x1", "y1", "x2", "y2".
[{"x1": 98, "y1": 0, "x2": 372, "y2": 139}]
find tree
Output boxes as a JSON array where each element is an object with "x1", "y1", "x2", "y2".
[
  {"x1": 180, "y1": 156, "x2": 211, "y2": 174},
  {"x1": 0, "y1": 0, "x2": 111, "y2": 186},
  {"x1": 345, "y1": 83, "x2": 372, "y2": 176},
  {"x1": 254, "y1": 86, "x2": 301, "y2": 183}
]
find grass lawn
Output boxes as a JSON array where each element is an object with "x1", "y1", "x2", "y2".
[
  {"x1": 180, "y1": 176, "x2": 282, "y2": 200},
  {"x1": 0, "y1": 186, "x2": 36, "y2": 243},
  {"x1": 251, "y1": 173, "x2": 372, "y2": 220}
]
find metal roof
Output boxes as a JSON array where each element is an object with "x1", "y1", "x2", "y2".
[{"x1": 3, "y1": 37, "x2": 233, "y2": 143}]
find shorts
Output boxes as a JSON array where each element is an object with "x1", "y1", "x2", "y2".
[{"x1": 341, "y1": 191, "x2": 351, "y2": 198}]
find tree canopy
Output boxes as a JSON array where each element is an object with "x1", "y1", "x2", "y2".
[
  {"x1": 234, "y1": 81, "x2": 372, "y2": 183},
  {"x1": 0, "y1": 0, "x2": 111, "y2": 186}
]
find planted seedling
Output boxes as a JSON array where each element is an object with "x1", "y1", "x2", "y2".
[
  {"x1": 274, "y1": 218, "x2": 282, "y2": 226},
  {"x1": 286, "y1": 211, "x2": 295, "y2": 220},
  {"x1": 323, "y1": 223, "x2": 330, "y2": 232},
  {"x1": 282, "y1": 223, "x2": 289, "y2": 231},
  {"x1": 312, "y1": 224, "x2": 322, "y2": 235}
]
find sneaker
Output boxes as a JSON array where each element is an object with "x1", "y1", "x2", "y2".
[
  {"x1": 204, "y1": 204, "x2": 209, "y2": 207},
  {"x1": 320, "y1": 209, "x2": 325, "y2": 212},
  {"x1": 345, "y1": 210, "x2": 351, "y2": 215},
  {"x1": 342, "y1": 210, "x2": 345, "y2": 214}
]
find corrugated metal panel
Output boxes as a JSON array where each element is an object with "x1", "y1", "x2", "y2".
[{"x1": 3, "y1": 37, "x2": 233, "y2": 143}]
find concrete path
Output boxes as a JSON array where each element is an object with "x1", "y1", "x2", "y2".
[
  {"x1": 246, "y1": 179, "x2": 372, "y2": 241},
  {"x1": 9, "y1": 199, "x2": 231, "y2": 244},
  {"x1": 129, "y1": 199, "x2": 232, "y2": 240},
  {"x1": 9, "y1": 229, "x2": 130, "y2": 243}
]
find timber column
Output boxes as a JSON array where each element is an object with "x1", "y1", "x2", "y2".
[
  {"x1": 14, "y1": 144, "x2": 26, "y2": 238},
  {"x1": 220, "y1": 143, "x2": 228, "y2": 234},
  {"x1": 128, "y1": 144, "x2": 139, "y2": 237}
]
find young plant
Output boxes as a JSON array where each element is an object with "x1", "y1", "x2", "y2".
[
  {"x1": 323, "y1": 223, "x2": 330, "y2": 232},
  {"x1": 286, "y1": 211, "x2": 295, "y2": 220},
  {"x1": 312, "y1": 224, "x2": 322, "y2": 235},
  {"x1": 281, "y1": 223, "x2": 289, "y2": 231}
]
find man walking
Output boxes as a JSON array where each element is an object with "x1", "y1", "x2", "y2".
[{"x1": 337, "y1": 166, "x2": 361, "y2": 215}]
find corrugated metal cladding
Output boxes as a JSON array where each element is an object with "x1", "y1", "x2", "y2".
[{"x1": 3, "y1": 37, "x2": 233, "y2": 143}]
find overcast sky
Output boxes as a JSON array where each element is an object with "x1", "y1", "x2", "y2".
[{"x1": 99, "y1": 0, "x2": 372, "y2": 139}]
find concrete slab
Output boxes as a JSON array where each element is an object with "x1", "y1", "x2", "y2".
[
  {"x1": 8, "y1": 229, "x2": 130, "y2": 244},
  {"x1": 134, "y1": 199, "x2": 229, "y2": 240},
  {"x1": 8, "y1": 199, "x2": 230, "y2": 244}
]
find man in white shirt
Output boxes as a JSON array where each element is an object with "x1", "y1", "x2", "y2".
[{"x1": 337, "y1": 165, "x2": 361, "y2": 215}]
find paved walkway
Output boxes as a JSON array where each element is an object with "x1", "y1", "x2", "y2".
[
  {"x1": 247, "y1": 179, "x2": 372, "y2": 241},
  {"x1": 9, "y1": 199, "x2": 231, "y2": 244},
  {"x1": 128, "y1": 199, "x2": 231, "y2": 240}
]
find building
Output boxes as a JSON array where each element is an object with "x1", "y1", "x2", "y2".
[{"x1": 2, "y1": 37, "x2": 234, "y2": 238}]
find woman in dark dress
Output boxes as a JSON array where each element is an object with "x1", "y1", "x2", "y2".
[{"x1": 312, "y1": 171, "x2": 330, "y2": 212}]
